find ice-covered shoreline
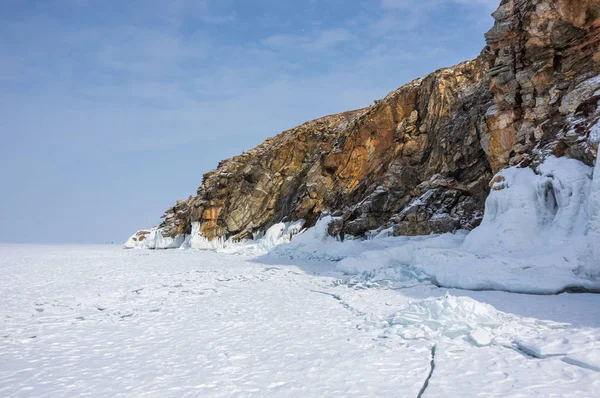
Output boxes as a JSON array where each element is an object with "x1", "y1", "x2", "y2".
[{"x1": 126, "y1": 155, "x2": 600, "y2": 295}]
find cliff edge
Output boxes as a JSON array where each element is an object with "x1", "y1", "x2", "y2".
[{"x1": 127, "y1": 0, "x2": 600, "y2": 249}]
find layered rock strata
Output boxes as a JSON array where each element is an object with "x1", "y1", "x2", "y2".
[{"x1": 134, "y1": 0, "x2": 600, "y2": 246}]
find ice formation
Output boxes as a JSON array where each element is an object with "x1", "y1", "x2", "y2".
[
  {"x1": 381, "y1": 294, "x2": 564, "y2": 346},
  {"x1": 463, "y1": 157, "x2": 592, "y2": 253},
  {"x1": 184, "y1": 219, "x2": 307, "y2": 254},
  {"x1": 588, "y1": 121, "x2": 600, "y2": 270},
  {"x1": 334, "y1": 156, "x2": 600, "y2": 293}
]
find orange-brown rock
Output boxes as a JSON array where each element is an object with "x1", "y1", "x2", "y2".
[
  {"x1": 153, "y1": 0, "x2": 600, "y2": 242},
  {"x1": 160, "y1": 60, "x2": 493, "y2": 240},
  {"x1": 483, "y1": 0, "x2": 600, "y2": 172}
]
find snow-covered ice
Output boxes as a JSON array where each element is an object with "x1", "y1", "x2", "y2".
[
  {"x1": 1, "y1": 244, "x2": 600, "y2": 397},
  {"x1": 6, "y1": 154, "x2": 600, "y2": 395},
  {"x1": 0, "y1": 245, "x2": 433, "y2": 397}
]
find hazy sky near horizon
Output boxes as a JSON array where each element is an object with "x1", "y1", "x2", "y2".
[{"x1": 0, "y1": 0, "x2": 497, "y2": 244}]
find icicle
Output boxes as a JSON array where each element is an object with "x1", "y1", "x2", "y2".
[{"x1": 588, "y1": 124, "x2": 600, "y2": 263}]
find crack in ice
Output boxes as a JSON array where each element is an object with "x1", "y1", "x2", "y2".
[
  {"x1": 417, "y1": 345, "x2": 436, "y2": 398},
  {"x1": 308, "y1": 290, "x2": 367, "y2": 317}
]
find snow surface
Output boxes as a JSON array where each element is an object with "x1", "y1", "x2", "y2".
[
  {"x1": 69, "y1": 154, "x2": 600, "y2": 395},
  {"x1": 1, "y1": 244, "x2": 599, "y2": 397}
]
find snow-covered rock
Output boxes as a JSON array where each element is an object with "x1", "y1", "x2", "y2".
[
  {"x1": 329, "y1": 156, "x2": 600, "y2": 294},
  {"x1": 124, "y1": 228, "x2": 185, "y2": 250},
  {"x1": 123, "y1": 229, "x2": 154, "y2": 249}
]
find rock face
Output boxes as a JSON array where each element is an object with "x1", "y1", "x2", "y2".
[
  {"x1": 145, "y1": 0, "x2": 600, "y2": 245},
  {"x1": 483, "y1": 0, "x2": 600, "y2": 172}
]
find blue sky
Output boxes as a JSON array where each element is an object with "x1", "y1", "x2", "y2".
[{"x1": 0, "y1": 0, "x2": 497, "y2": 244}]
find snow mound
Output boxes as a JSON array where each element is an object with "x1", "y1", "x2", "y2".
[
  {"x1": 411, "y1": 248, "x2": 597, "y2": 294},
  {"x1": 383, "y1": 295, "x2": 565, "y2": 346},
  {"x1": 270, "y1": 216, "x2": 357, "y2": 261}
]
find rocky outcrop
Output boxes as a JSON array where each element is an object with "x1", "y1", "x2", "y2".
[
  {"x1": 158, "y1": 60, "x2": 493, "y2": 242},
  {"x1": 482, "y1": 0, "x2": 600, "y2": 172},
  {"x1": 139, "y1": 0, "x2": 600, "y2": 246}
]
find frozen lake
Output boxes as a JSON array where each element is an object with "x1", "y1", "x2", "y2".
[{"x1": 1, "y1": 244, "x2": 599, "y2": 397}]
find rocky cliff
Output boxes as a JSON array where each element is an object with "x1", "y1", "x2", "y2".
[{"x1": 132, "y1": 0, "x2": 600, "y2": 247}]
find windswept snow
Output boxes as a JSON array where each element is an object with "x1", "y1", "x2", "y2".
[
  {"x1": 1, "y1": 245, "x2": 599, "y2": 397},
  {"x1": 428, "y1": 342, "x2": 599, "y2": 397},
  {"x1": 84, "y1": 154, "x2": 600, "y2": 395},
  {"x1": 0, "y1": 245, "x2": 433, "y2": 397}
]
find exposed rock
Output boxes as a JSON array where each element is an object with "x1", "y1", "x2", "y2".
[
  {"x1": 128, "y1": 230, "x2": 150, "y2": 244},
  {"x1": 482, "y1": 0, "x2": 600, "y2": 172},
  {"x1": 141, "y1": 0, "x2": 600, "y2": 245},
  {"x1": 159, "y1": 198, "x2": 192, "y2": 238},
  {"x1": 159, "y1": 60, "x2": 492, "y2": 241},
  {"x1": 326, "y1": 217, "x2": 344, "y2": 240}
]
